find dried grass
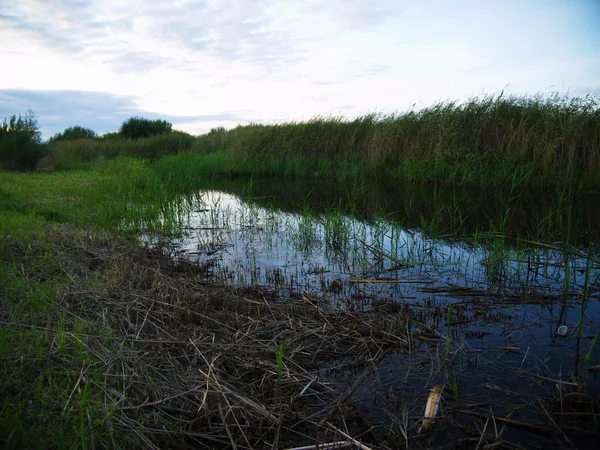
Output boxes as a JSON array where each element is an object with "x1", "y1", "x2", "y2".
[
  {"x1": 3, "y1": 226, "x2": 599, "y2": 449},
  {"x1": 30, "y1": 227, "x2": 411, "y2": 448}
]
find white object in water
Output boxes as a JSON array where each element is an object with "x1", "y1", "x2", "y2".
[
  {"x1": 419, "y1": 385, "x2": 442, "y2": 434},
  {"x1": 557, "y1": 325, "x2": 569, "y2": 337}
]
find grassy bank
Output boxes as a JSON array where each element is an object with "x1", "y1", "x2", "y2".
[
  {"x1": 0, "y1": 160, "x2": 195, "y2": 446},
  {"x1": 2, "y1": 156, "x2": 600, "y2": 448},
  {"x1": 1, "y1": 162, "x2": 422, "y2": 448},
  {"x1": 1, "y1": 222, "x2": 414, "y2": 448},
  {"x1": 46, "y1": 93, "x2": 600, "y2": 188}
]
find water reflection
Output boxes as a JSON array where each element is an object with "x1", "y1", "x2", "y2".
[
  {"x1": 148, "y1": 177, "x2": 600, "y2": 447},
  {"x1": 169, "y1": 185, "x2": 599, "y2": 363},
  {"x1": 175, "y1": 188, "x2": 598, "y2": 301},
  {"x1": 180, "y1": 177, "x2": 600, "y2": 246}
]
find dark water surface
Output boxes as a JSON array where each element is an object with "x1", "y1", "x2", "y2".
[{"x1": 150, "y1": 177, "x2": 600, "y2": 448}]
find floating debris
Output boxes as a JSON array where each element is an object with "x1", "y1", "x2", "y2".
[
  {"x1": 419, "y1": 385, "x2": 443, "y2": 434},
  {"x1": 557, "y1": 325, "x2": 569, "y2": 337}
]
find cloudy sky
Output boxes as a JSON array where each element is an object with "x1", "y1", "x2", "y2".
[{"x1": 1, "y1": 0, "x2": 599, "y2": 139}]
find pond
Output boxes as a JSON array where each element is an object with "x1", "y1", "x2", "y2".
[{"x1": 146, "y1": 177, "x2": 600, "y2": 448}]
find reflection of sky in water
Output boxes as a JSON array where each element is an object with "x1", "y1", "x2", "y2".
[
  {"x1": 162, "y1": 190, "x2": 600, "y2": 406},
  {"x1": 177, "y1": 191, "x2": 598, "y2": 299},
  {"x1": 138, "y1": 187, "x2": 600, "y2": 446}
]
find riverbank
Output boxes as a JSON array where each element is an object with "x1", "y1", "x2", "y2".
[
  {"x1": 2, "y1": 154, "x2": 599, "y2": 449},
  {"x1": 45, "y1": 93, "x2": 600, "y2": 189},
  {"x1": 0, "y1": 166, "x2": 412, "y2": 448},
  {"x1": 2, "y1": 221, "x2": 415, "y2": 448}
]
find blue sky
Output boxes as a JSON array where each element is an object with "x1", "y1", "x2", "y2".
[{"x1": 1, "y1": 0, "x2": 599, "y2": 139}]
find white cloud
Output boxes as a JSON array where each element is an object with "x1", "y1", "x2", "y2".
[{"x1": 0, "y1": 0, "x2": 598, "y2": 135}]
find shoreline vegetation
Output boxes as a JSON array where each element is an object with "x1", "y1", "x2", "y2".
[
  {"x1": 31, "y1": 92, "x2": 600, "y2": 189},
  {"x1": 2, "y1": 93, "x2": 600, "y2": 448},
  {"x1": 2, "y1": 221, "x2": 414, "y2": 448}
]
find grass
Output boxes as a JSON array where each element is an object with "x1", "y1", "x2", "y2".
[
  {"x1": 43, "y1": 93, "x2": 600, "y2": 189},
  {"x1": 0, "y1": 157, "x2": 200, "y2": 236},
  {"x1": 2, "y1": 93, "x2": 600, "y2": 447},
  {"x1": 0, "y1": 162, "x2": 197, "y2": 448},
  {"x1": 199, "y1": 92, "x2": 600, "y2": 188},
  {"x1": 0, "y1": 223, "x2": 134, "y2": 449},
  {"x1": 42, "y1": 131, "x2": 194, "y2": 171}
]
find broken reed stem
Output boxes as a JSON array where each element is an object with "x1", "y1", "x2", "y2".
[
  {"x1": 5, "y1": 225, "x2": 600, "y2": 449},
  {"x1": 454, "y1": 409, "x2": 556, "y2": 434}
]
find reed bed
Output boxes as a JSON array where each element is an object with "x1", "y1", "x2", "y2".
[
  {"x1": 42, "y1": 93, "x2": 600, "y2": 188},
  {"x1": 207, "y1": 93, "x2": 600, "y2": 187}
]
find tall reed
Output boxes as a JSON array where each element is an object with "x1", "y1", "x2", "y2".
[
  {"x1": 43, "y1": 93, "x2": 600, "y2": 188},
  {"x1": 201, "y1": 93, "x2": 600, "y2": 187}
]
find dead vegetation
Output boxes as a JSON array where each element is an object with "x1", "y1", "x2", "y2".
[{"x1": 2, "y1": 226, "x2": 599, "y2": 449}]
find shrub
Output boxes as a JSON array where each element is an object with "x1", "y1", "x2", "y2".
[
  {"x1": 119, "y1": 117, "x2": 173, "y2": 140},
  {"x1": 0, "y1": 111, "x2": 47, "y2": 171},
  {"x1": 49, "y1": 126, "x2": 97, "y2": 142},
  {"x1": 99, "y1": 131, "x2": 121, "y2": 141}
]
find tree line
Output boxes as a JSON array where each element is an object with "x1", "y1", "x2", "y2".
[{"x1": 0, "y1": 112, "x2": 175, "y2": 171}]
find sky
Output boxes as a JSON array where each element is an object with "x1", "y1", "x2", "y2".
[{"x1": 1, "y1": 0, "x2": 599, "y2": 139}]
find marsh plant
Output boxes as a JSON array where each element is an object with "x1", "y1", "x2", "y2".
[
  {"x1": 211, "y1": 93, "x2": 600, "y2": 187},
  {"x1": 40, "y1": 93, "x2": 600, "y2": 189}
]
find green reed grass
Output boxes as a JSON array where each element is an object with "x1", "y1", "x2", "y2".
[
  {"x1": 193, "y1": 93, "x2": 600, "y2": 188},
  {"x1": 43, "y1": 93, "x2": 600, "y2": 189}
]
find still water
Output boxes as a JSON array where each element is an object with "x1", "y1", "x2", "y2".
[{"x1": 149, "y1": 177, "x2": 600, "y2": 447}]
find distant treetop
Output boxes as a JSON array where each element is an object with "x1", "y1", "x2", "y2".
[
  {"x1": 49, "y1": 126, "x2": 97, "y2": 142},
  {"x1": 119, "y1": 117, "x2": 173, "y2": 140}
]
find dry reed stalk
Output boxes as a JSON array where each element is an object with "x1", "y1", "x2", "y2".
[
  {"x1": 44, "y1": 231, "x2": 412, "y2": 447},
  {"x1": 11, "y1": 225, "x2": 599, "y2": 448},
  {"x1": 284, "y1": 441, "x2": 358, "y2": 450}
]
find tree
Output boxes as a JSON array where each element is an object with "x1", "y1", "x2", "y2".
[
  {"x1": 49, "y1": 125, "x2": 97, "y2": 142},
  {"x1": 119, "y1": 117, "x2": 172, "y2": 140},
  {"x1": 0, "y1": 110, "x2": 47, "y2": 171},
  {"x1": 99, "y1": 131, "x2": 121, "y2": 141}
]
